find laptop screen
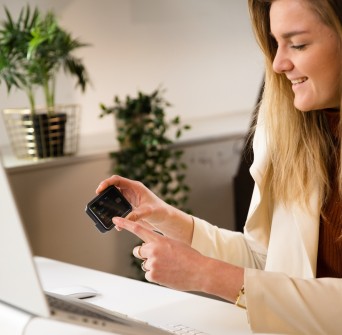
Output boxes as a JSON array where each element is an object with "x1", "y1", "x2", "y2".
[{"x1": 0, "y1": 154, "x2": 50, "y2": 317}]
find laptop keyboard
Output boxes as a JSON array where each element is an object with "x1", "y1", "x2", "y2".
[
  {"x1": 47, "y1": 293, "x2": 207, "y2": 335},
  {"x1": 161, "y1": 324, "x2": 209, "y2": 335},
  {"x1": 47, "y1": 294, "x2": 117, "y2": 322}
]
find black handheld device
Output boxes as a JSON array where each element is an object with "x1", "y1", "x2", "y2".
[{"x1": 85, "y1": 185, "x2": 132, "y2": 233}]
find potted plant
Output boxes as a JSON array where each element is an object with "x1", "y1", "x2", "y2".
[
  {"x1": 100, "y1": 88, "x2": 191, "y2": 209},
  {"x1": 100, "y1": 88, "x2": 191, "y2": 279},
  {"x1": 0, "y1": 6, "x2": 90, "y2": 158}
]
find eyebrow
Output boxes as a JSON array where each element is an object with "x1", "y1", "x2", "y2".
[{"x1": 270, "y1": 30, "x2": 310, "y2": 39}]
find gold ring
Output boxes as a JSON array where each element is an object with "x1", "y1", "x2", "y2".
[{"x1": 141, "y1": 260, "x2": 147, "y2": 272}]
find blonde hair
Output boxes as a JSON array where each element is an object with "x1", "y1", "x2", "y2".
[{"x1": 248, "y1": 0, "x2": 342, "y2": 208}]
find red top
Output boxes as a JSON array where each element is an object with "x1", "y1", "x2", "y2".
[{"x1": 316, "y1": 111, "x2": 342, "y2": 278}]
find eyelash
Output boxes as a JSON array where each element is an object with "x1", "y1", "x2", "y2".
[{"x1": 291, "y1": 44, "x2": 307, "y2": 51}]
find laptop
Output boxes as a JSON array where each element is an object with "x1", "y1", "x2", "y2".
[{"x1": 0, "y1": 155, "x2": 206, "y2": 335}]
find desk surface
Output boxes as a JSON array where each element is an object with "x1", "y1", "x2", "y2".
[{"x1": 34, "y1": 257, "x2": 255, "y2": 335}]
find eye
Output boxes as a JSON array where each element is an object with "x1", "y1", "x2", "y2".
[{"x1": 291, "y1": 44, "x2": 307, "y2": 51}]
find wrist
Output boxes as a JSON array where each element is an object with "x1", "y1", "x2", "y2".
[
  {"x1": 166, "y1": 205, "x2": 194, "y2": 244},
  {"x1": 200, "y1": 257, "x2": 245, "y2": 302}
]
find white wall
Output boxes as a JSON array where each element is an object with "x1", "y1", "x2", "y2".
[{"x1": 0, "y1": 0, "x2": 264, "y2": 147}]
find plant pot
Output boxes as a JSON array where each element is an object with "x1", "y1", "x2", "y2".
[
  {"x1": 22, "y1": 113, "x2": 67, "y2": 158},
  {"x1": 2, "y1": 105, "x2": 80, "y2": 160}
]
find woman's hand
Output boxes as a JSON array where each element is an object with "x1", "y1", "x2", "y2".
[
  {"x1": 114, "y1": 216, "x2": 244, "y2": 302},
  {"x1": 114, "y1": 216, "x2": 206, "y2": 292},
  {"x1": 96, "y1": 175, "x2": 194, "y2": 244}
]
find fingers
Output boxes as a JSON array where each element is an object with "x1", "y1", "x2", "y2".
[
  {"x1": 133, "y1": 244, "x2": 145, "y2": 259},
  {"x1": 141, "y1": 260, "x2": 149, "y2": 272},
  {"x1": 134, "y1": 245, "x2": 150, "y2": 273},
  {"x1": 96, "y1": 175, "x2": 133, "y2": 194},
  {"x1": 114, "y1": 216, "x2": 160, "y2": 243},
  {"x1": 115, "y1": 215, "x2": 151, "y2": 234},
  {"x1": 96, "y1": 175, "x2": 121, "y2": 194},
  {"x1": 126, "y1": 206, "x2": 153, "y2": 222},
  {"x1": 125, "y1": 208, "x2": 157, "y2": 230}
]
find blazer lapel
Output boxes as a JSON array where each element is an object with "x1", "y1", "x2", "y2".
[
  {"x1": 291, "y1": 191, "x2": 320, "y2": 277},
  {"x1": 265, "y1": 191, "x2": 320, "y2": 278}
]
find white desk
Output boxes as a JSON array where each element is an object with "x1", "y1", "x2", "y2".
[{"x1": 31, "y1": 257, "x2": 254, "y2": 334}]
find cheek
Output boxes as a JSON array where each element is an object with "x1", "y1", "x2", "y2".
[
  {"x1": 323, "y1": 43, "x2": 342, "y2": 86},
  {"x1": 310, "y1": 49, "x2": 341, "y2": 93},
  {"x1": 322, "y1": 57, "x2": 341, "y2": 100}
]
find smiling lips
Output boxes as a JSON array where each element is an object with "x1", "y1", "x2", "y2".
[{"x1": 291, "y1": 77, "x2": 308, "y2": 85}]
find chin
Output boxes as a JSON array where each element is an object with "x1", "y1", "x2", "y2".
[
  {"x1": 294, "y1": 103, "x2": 311, "y2": 112},
  {"x1": 294, "y1": 99, "x2": 323, "y2": 112},
  {"x1": 294, "y1": 95, "x2": 340, "y2": 112}
]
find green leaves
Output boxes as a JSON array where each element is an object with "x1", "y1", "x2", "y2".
[
  {"x1": 100, "y1": 88, "x2": 192, "y2": 213},
  {"x1": 0, "y1": 5, "x2": 90, "y2": 112},
  {"x1": 0, "y1": 6, "x2": 36, "y2": 94}
]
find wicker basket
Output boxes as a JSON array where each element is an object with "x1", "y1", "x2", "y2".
[{"x1": 2, "y1": 104, "x2": 80, "y2": 160}]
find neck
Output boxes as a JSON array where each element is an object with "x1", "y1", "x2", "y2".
[{"x1": 325, "y1": 108, "x2": 340, "y2": 113}]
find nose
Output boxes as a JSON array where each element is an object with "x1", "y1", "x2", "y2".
[{"x1": 272, "y1": 48, "x2": 293, "y2": 74}]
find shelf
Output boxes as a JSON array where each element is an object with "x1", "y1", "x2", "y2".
[{"x1": 1, "y1": 110, "x2": 252, "y2": 173}]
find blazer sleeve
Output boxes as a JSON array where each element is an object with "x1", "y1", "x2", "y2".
[
  {"x1": 245, "y1": 268, "x2": 342, "y2": 335},
  {"x1": 191, "y1": 216, "x2": 266, "y2": 270}
]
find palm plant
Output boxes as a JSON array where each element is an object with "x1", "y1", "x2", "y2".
[
  {"x1": 0, "y1": 6, "x2": 39, "y2": 110},
  {"x1": 0, "y1": 5, "x2": 90, "y2": 159},
  {"x1": 0, "y1": 6, "x2": 89, "y2": 114}
]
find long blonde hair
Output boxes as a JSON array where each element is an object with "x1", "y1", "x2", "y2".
[{"x1": 248, "y1": 0, "x2": 342, "y2": 208}]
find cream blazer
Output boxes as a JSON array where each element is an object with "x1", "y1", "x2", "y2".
[{"x1": 191, "y1": 112, "x2": 342, "y2": 335}]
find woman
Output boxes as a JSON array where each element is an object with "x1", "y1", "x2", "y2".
[{"x1": 96, "y1": 0, "x2": 342, "y2": 333}]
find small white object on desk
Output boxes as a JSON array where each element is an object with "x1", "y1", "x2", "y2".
[{"x1": 45, "y1": 285, "x2": 99, "y2": 299}]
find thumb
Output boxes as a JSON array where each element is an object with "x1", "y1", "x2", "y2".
[{"x1": 126, "y1": 206, "x2": 153, "y2": 222}]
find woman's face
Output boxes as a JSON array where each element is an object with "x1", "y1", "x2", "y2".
[{"x1": 270, "y1": 0, "x2": 341, "y2": 111}]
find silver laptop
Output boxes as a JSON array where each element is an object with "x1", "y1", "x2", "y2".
[{"x1": 0, "y1": 154, "x2": 189, "y2": 335}]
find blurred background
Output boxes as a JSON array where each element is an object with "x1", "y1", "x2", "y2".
[{"x1": 0, "y1": 0, "x2": 263, "y2": 279}]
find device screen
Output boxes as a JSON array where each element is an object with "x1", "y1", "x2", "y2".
[{"x1": 86, "y1": 186, "x2": 132, "y2": 231}]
